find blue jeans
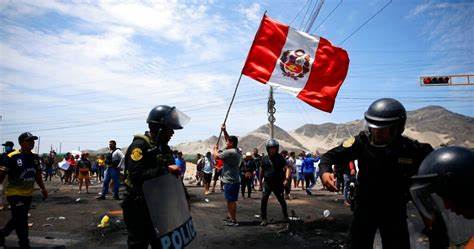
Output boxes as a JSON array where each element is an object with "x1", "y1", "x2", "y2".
[
  {"x1": 343, "y1": 174, "x2": 353, "y2": 201},
  {"x1": 101, "y1": 167, "x2": 120, "y2": 197}
]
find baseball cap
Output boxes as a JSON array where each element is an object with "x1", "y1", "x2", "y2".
[
  {"x1": 18, "y1": 132, "x2": 38, "y2": 143},
  {"x1": 2, "y1": 141, "x2": 14, "y2": 147}
]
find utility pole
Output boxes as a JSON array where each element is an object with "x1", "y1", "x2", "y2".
[{"x1": 267, "y1": 86, "x2": 276, "y2": 139}]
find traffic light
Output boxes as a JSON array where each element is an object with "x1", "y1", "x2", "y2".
[{"x1": 421, "y1": 76, "x2": 450, "y2": 85}]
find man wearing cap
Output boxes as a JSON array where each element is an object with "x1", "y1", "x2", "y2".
[
  {"x1": 0, "y1": 132, "x2": 48, "y2": 249},
  {"x1": 1, "y1": 141, "x2": 15, "y2": 211},
  {"x1": 1, "y1": 141, "x2": 14, "y2": 159}
]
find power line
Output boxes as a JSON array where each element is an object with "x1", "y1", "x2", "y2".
[
  {"x1": 313, "y1": 0, "x2": 343, "y2": 32},
  {"x1": 305, "y1": 0, "x2": 325, "y2": 33},
  {"x1": 339, "y1": 0, "x2": 392, "y2": 45},
  {"x1": 299, "y1": 0, "x2": 315, "y2": 30},
  {"x1": 300, "y1": 0, "x2": 318, "y2": 31},
  {"x1": 289, "y1": 0, "x2": 311, "y2": 26}
]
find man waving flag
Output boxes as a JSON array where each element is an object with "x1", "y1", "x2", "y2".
[{"x1": 242, "y1": 14, "x2": 349, "y2": 113}]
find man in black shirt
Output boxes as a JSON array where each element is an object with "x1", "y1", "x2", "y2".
[
  {"x1": 240, "y1": 152, "x2": 256, "y2": 198},
  {"x1": 259, "y1": 139, "x2": 290, "y2": 226}
]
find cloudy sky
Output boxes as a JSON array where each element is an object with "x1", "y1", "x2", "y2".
[{"x1": 1, "y1": 0, "x2": 473, "y2": 153}]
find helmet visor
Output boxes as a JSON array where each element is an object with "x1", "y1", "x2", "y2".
[
  {"x1": 165, "y1": 107, "x2": 190, "y2": 130},
  {"x1": 364, "y1": 121, "x2": 398, "y2": 147}
]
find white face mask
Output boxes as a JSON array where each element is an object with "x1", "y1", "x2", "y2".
[{"x1": 411, "y1": 184, "x2": 474, "y2": 247}]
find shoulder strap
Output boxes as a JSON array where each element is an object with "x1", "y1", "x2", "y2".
[
  {"x1": 7, "y1": 150, "x2": 20, "y2": 158},
  {"x1": 133, "y1": 134, "x2": 153, "y2": 148}
]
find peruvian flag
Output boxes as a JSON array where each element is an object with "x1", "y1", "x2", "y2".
[{"x1": 242, "y1": 14, "x2": 349, "y2": 113}]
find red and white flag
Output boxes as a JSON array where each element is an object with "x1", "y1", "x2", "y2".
[{"x1": 242, "y1": 14, "x2": 349, "y2": 113}]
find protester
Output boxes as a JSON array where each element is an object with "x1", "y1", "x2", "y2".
[
  {"x1": 64, "y1": 153, "x2": 75, "y2": 184},
  {"x1": 77, "y1": 152, "x2": 92, "y2": 194},
  {"x1": 43, "y1": 151, "x2": 56, "y2": 182},
  {"x1": 282, "y1": 150, "x2": 295, "y2": 200},
  {"x1": 72, "y1": 154, "x2": 80, "y2": 183},
  {"x1": 211, "y1": 152, "x2": 224, "y2": 193},
  {"x1": 240, "y1": 152, "x2": 256, "y2": 199},
  {"x1": 195, "y1": 153, "x2": 204, "y2": 186},
  {"x1": 295, "y1": 152, "x2": 304, "y2": 189},
  {"x1": 202, "y1": 151, "x2": 214, "y2": 195},
  {"x1": 214, "y1": 124, "x2": 242, "y2": 227},
  {"x1": 175, "y1": 151, "x2": 186, "y2": 180},
  {"x1": 97, "y1": 140, "x2": 124, "y2": 200},
  {"x1": 259, "y1": 139, "x2": 290, "y2": 226},
  {"x1": 0, "y1": 141, "x2": 14, "y2": 212},
  {"x1": 0, "y1": 132, "x2": 48, "y2": 249},
  {"x1": 252, "y1": 148, "x2": 262, "y2": 190},
  {"x1": 302, "y1": 153, "x2": 318, "y2": 195},
  {"x1": 96, "y1": 154, "x2": 105, "y2": 182}
]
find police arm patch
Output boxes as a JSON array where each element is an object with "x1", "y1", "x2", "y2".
[
  {"x1": 343, "y1": 137, "x2": 355, "y2": 148},
  {"x1": 131, "y1": 148, "x2": 143, "y2": 161}
]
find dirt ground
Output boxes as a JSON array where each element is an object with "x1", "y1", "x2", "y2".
[{"x1": 1, "y1": 169, "x2": 430, "y2": 249}]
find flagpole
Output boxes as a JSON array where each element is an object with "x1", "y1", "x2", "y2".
[
  {"x1": 216, "y1": 73, "x2": 244, "y2": 146},
  {"x1": 215, "y1": 10, "x2": 267, "y2": 147}
]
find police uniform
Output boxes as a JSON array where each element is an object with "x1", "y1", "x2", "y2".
[
  {"x1": 122, "y1": 134, "x2": 174, "y2": 249},
  {"x1": 260, "y1": 139, "x2": 289, "y2": 224},
  {"x1": 260, "y1": 154, "x2": 289, "y2": 222},
  {"x1": 319, "y1": 131, "x2": 433, "y2": 249},
  {"x1": 0, "y1": 149, "x2": 41, "y2": 248}
]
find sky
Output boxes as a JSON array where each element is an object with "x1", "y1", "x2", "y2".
[{"x1": 0, "y1": 0, "x2": 473, "y2": 153}]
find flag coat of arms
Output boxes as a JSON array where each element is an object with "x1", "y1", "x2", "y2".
[{"x1": 242, "y1": 14, "x2": 350, "y2": 113}]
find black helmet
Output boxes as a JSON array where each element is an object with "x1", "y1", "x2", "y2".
[
  {"x1": 412, "y1": 146, "x2": 474, "y2": 203},
  {"x1": 364, "y1": 98, "x2": 406, "y2": 130},
  {"x1": 410, "y1": 147, "x2": 474, "y2": 246},
  {"x1": 147, "y1": 105, "x2": 189, "y2": 130},
  {"x1": 266, "y1": 139, "x2": 279, "y2": 152},
  {"x1": 364, "y1": 98, "x2": 406, "y2": 147}
]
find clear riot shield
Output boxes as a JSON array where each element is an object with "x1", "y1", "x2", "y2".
[{"x1": 143, "y1": 174, "x2": 196, "y2": 249}]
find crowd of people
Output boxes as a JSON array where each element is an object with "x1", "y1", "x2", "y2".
[
  {"x1": 1, "y1": 99, "x2": 473, "y2": 249},
  {"x1": 194, "y1": 144, "x2": 356, "y2": 205}
]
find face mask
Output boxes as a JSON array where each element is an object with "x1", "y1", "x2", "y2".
[{"x1": 411, "y1": 184, "x2": 474, "y2": 247}]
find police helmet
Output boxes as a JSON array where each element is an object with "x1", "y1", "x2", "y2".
[
  {"x1": 412, "y1": 146, "x2": 474, "y2": 204},
  {"x1": 147, "y1": 105, "x2": 190, "y2": 130},
  {"x1": 364, "y1": 98, "x2": 406, "y2": 131},
  {"x1": 266, "y1": 139, "x2": 279, "y2": 152}
]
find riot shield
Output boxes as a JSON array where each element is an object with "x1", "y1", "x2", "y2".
[{"x1": 143, "y1": 174, "x2": 196, "y2": 249}]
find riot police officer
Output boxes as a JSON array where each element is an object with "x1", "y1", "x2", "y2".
[
  {"x1": 319, "y1": 98, "x2": 433, "y2": 248},
  {"x1": 122, "y1": 105, "x2": 189, "y2": 249},
  {"x1": 410, "y1": 146, "x2": 474, "y2": 248},
  {"x1": 259, "y1": 139, "x2": 290, "y2": 226}
]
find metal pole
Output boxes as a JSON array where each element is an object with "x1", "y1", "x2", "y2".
[
  {"x1": 216, "y1": 73, "x2": 244, "y2": 146},
  {"x1": 59, "y1": 142, "x2": 62, "y2": 154},
  {"x1": 267, "y1": 86, "x2": 276, "y2": 139}
]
